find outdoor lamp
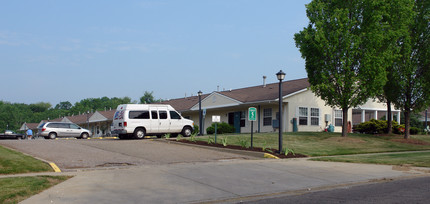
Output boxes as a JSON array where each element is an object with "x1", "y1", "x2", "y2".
[
  {"x1": 276, "y1": 70, "x2": 286, "y2": 153},
  {"x1": 276, "y1": 70, "x2": 286, "y2": 81}
]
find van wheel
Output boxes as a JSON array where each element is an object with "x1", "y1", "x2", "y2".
[
  {"x1": 81, "y1": 133, "x2": 89, "y2": 139},
  {"x1": 134, "y1": 128, "x2": 145, "y2": 139},
  {"x1": 48, "y1": 132, "x2": 57, "y2": 140},
  {"x1": 181, "y1": 127, "x2": 192, "y2": 137}
]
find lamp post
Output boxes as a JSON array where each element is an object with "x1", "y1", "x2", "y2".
[
  {"x1": 276, "y1": 70, "x2": 286, "y2": 153},
  {"x1": 198, "y1": 90, "x2": 203, "y2": 136}
]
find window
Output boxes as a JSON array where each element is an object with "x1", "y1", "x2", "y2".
[
  {"x1": 70, "y1": 124, "x2": 80, "y2": 129},
  {"x1": 334, "y1": 110, "x2": 343, "y2": 126},
  {"x1": 159, "y1": 111, "x2": 168, "y2": 119},
  {"x1": 299, "y1": 107, "x2": 308, "y2": 125},
  {"x1": 151, "y1": 111, "x2": 158, "y2": 119},
  {"x1": 263, "y1": 108, "x2": 272, "y2": 126},
  {"x1": 170, "y1": 111, "x2": 181, "y2": 120},
  {"x1": 129, "y1": 111, "x2": 150, "y2": 119},
  {"x1": 310, "y1": 108, "x2": 320, "y2": 126},
  {"x1": 240, "y1": 111, "x2": 245, "y2": 127}
]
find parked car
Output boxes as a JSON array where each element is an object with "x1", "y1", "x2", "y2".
[
  {"x1": 37, "y1": 122, "x2": 91, "y2": 139},
  {"x1": 0, "y1": 130, "x2": 25, "y2": 140},
  {"x1": 111, "y1": 104, "x2": 194, "y2": 139}
]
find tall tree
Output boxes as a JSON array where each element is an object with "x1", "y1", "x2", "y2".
[
  {"x1": 295, "y1": 0, "x2": 390, "y2": 137},
  {"x1": 140, "y1": 91, "x2": 157, "y2": 104},
  {"x1": 55, "y1": 101, "x2": 73, "y2": 110},
  {"x1": 389, "y1": 0, "x2": 430, "y2": 139},
  {"x1": 378, "y1": 0, "x2": 415, "y2": 134}
]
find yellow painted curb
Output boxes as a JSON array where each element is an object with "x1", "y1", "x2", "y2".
[
  {"x1": 264, "y1": 153, "x2": 280, "y2": 159},
  {"x1": 49, "y1": 162, "x2": 61, "y2": 172}
]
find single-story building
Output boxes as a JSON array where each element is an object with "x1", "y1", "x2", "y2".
[
  {"x1": 162, "y1": 78, "x2": 400, "y2": 134},
  {"x1": 21, "y1": 109, "x2": 116, "y2": 138}
]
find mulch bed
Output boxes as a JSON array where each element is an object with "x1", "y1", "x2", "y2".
[
  {"x1": 175, "y1": 139, "x2": 308, "y2": 159},
  {"x1": 375, "y1": 134, "x2": 430, "y2": 145},
  {"x1": 390, "y1": 138, "x2": 430, "y2": 145}
]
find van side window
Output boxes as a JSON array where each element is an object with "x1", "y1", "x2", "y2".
[
  {"x1": 70, "y1": 124, "x2": 80, "y2": 129},
  {"x1": 129, "y1": 111, "x2": 150, "y2": 119},
  {"x1": 159, "y1": 111, "x2": 168, "y2": 119},
  {"x1": 151, "y1": 111, "x2": 158, "y2": 119},
  {"x1": 170, "y1": 111, "x2": 181, "y2": 120}
]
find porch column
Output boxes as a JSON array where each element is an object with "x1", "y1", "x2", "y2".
[
  {"x1": 361, "y1": 110, "x2": 365, "y2": 123},
  {"x1": 375, "y1": 110, "x2": 378, "y2": 120},
  {"x1": 397, "y1": 111, "x2": 401, "y2": 124}
]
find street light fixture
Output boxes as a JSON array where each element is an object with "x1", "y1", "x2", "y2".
[
  {"x1": 276, "y1": 70, "x2": 286, "y2": 153},
  {"x1": 198, "y1": 90, "x2": 203, "y2": 136}
]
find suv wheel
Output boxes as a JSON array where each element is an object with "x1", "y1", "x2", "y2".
[
  {"x1": 134, "y1": 128, "x2": 145, "y2": 139},
  {"x1": 181, "y1": 127, "x2": 192, "y2": 137},
  {"x1": 81, "y1": 133, "x2": 89, "y2": 139},
  {"x1": 48, "y1": 132, "x2": 57, "y2": 140}
]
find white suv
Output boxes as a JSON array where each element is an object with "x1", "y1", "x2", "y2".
[
  {"x1": 111, "y1": 104, "x2": 194, "y2": 139},
  {"x1": 38, "y1": 122, "x2": 91, "y2": 140}
]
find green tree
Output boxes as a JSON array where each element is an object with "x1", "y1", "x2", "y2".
[
  {"x1": 295, "y1": 0, "x2": 391, "y2": 137},
  {"x1": 377, "y1": 0, "x2": 415, "y2": 134},
  {"x1": 55, "y1": 101, "x2": 73, "y2": 110},
  {"x1": 140, "y1": 91, "x2": 159, "y2": 104},
  {"x1": 389, "y1": 0, "x2": 430, "y2": 139}
]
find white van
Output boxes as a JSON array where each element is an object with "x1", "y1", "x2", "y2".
[{"x1": 111, "y1": 104, "x2": 194, "y2": 139}]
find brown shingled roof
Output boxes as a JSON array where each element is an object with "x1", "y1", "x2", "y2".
[
  {"x1": 66, "y1": 113, "x2": 94, "y2": 124},
  {"x1": 218, "y1": 78, "x2": 309, "y2": 103},
  {"x1": 98, "y1": 110, "x2": 116, "y2": 120},
  {"x1": 160, "y1": 94, "x2": 210, "y2": 112},
  {"x1": 162, "y1": 78, "x2": 309, "y2": 111}
]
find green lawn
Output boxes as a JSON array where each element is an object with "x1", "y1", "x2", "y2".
[
  {"x1": 0, "y1": 146, "x2": 53, "y2": 175},
  {"x1": 311, "y1": 151, "x2": 430, "y2": 167},
  {"x1": 0, "y1": 176, "x2": 70, "y2": 204},
  {"x1": 190, "y1": 132, "x2": 430, "y2": 156}
]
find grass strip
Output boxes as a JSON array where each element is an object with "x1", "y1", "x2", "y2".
[
  {"x1": 310, "y1": 151, "x2": 430, "y2": 167},
  {"x1": 0, "y1": 176, "x2": 71, "y2": 204},
  {"x1": 0, "y1": 146, "x2": 52, "y2": 175},
  {"x1": 188, "y1": 132, "x2": 430, "y2": 157}
]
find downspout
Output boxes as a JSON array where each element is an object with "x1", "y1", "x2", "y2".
[{"x1": 258, "y1": 105, "x2": 261, "y2": 133}]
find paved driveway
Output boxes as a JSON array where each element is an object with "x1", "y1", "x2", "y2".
[{"x1": 0, "y1": 139, "x2": 256, "y2": 170}]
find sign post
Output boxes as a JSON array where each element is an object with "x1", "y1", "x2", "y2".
[
  {"x1": 248, "y1": 107, "x2": 257, "y2": 149},
  {"x1": 212, "y1": 116, "x2": 221, "y2": 143}
]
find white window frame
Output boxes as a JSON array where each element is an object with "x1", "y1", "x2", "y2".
[
  {"x1": 263, "y1": 108, "x2": 272, "y2": 126},
  {"x1": 334, "y1": 110, "x2": 343, "y2": 126},
  {"x1": 310, "y1": 108, "x2": 320, "y2": 126},
  {"x1": 298, "y1": 107, "x2": 308, "y2": 126}
]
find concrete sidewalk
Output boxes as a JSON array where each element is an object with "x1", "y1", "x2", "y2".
[{"x1": 21, "y1": 159, "x2": 429, "y2": 204}]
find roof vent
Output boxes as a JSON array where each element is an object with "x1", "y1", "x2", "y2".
[{"x1": 263, "y1": 76, "x2": 267, "y2": 87}]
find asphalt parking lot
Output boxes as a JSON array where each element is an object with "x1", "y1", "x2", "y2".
[{"x1": 0, "y1": 138, "x2": 257, "y2": 170}]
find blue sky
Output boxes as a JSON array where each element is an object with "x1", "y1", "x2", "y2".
[{"x1": 0, "y1": 0, "x2": 311, "y2": 106}]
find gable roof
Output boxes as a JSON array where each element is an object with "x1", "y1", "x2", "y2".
[{"x1": 162, "y1": 78, "x2": 309, "y2": 111}]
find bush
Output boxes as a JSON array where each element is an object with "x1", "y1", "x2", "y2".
[
  {"x1": 353, "y1": 119, "x2": 399, "y2": 134},
  {"x1": 410, "y1": 127, "x2": 420, "y2": 135},
  {"x1": 206, "y1": 122, "x2": 235, "y2": 134},
  {"x1": 192, "y1": 124, "x2": 199, "y2": 135}
]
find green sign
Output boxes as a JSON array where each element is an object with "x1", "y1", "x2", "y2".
[{"x1": 248, "y1": 107, "x2": 257, "y2": 121}]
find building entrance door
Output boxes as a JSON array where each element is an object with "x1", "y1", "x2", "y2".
[{"x1": 228, "y1": 112, "x2": 241, "y2": 133}]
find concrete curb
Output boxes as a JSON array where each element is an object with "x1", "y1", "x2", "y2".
[{"x1": 155, "y1": 139, "x2": 269, "y2": 159}]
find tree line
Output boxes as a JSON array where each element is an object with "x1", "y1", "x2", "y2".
[
  {"x1": 295, "y1": 0, "x2": 429, "y2": 138},
  {"x1": 0, "y1": 91, "x2": 162, "y2": 132}
]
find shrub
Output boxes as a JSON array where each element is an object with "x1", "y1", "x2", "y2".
[
  {"x1": 353, "y1": 119, "x2": 399, "y2": 134},
  {"x1": 410, "y1": 127, "x2": 420, "y2": 135},
  {"x1": 192, "y1": 124, "x2": 199, "y2": 135},
  {"x1": 206, "y1": 122, "x2": 235, "y2": 134}
]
